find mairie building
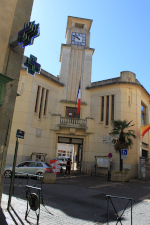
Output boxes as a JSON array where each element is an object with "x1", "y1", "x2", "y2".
[{"x1": 6, "y1": 16, "x2": 150, "y2": 179}]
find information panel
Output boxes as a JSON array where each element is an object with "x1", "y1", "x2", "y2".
[{"x1": 96, "y1": 157, "x2": 110, "y2": 168}]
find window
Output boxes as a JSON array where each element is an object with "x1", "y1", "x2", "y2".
[
  {"x1": 101, "y1": 96, "x2": 104, "y2": 121},
  {"x1": 34, "y1": 85, "x2": 40, "y2": 113},
  {"x1": 141, "y1": 102, "x2": 146, "y2": 126},
  {"x1": 142, "y1": 150, "x2": 148, "y2": 158},
  {"x1": 75, "y1": 23, "x2": 84, "y2": 29},
  {"x1": 101, "y1": 95, "x2": 114, "y2": 124},
  {"x1": 111, "y1": 95, "x2": 114, "y2": 121},
  {"x1": 66, "y1": 107, "x2": 80, "y2": 118},
  {"x1": 17, "y1": 162, "x2": 30, "y2": 167},
  {"x1": 106, "y1": 96, "x2": 109, "y2": 125},
  {"x1": 142, "y1": 142, "x2": 148, "y2": 149},
  {"x1": 39, "y1": 88, "x2": 44, "y2": 119},
  {"x1": 34, "y1": 85, "x2": 49, "y2": 119},
  {"x1": 43, "y1": 90, "x2": 49, "y2": 116},
  {"x1": 37, "y1": 163, "x2": 43, "y2": 167},
  {"x1": 17, "y1": 162, "x2": 26, "y2": 167},
  {"x1": 28, "y1": 162, "x2": 38, "y2": 167}
]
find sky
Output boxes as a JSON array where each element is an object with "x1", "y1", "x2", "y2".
[{"x1": 25, "y1": 0, "x2": 150, "y2": 93}]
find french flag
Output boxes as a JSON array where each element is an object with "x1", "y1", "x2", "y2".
[{"x1": 77, "y1": 81, "x2": 81, "y2": 114}]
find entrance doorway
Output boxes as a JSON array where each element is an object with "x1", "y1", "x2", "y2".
[{"x1": 57, "y1": 137, "x2": 83, "y2": 172}]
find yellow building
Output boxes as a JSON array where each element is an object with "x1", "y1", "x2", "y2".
[
  {"x1": 6, "y1": 16, "x2": 150, "y2": 179},
  {"x1": 0, "y1": 0, "x2": 33, "y2": 201}
]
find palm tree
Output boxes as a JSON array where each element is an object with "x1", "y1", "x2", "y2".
[{"x1": 110, "y1": 120, "x2": 136, "y2": 171}]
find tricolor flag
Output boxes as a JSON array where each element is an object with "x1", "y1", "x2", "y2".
[{"x1": 77, "y1": 81, "x2": 81, "y2": 114}]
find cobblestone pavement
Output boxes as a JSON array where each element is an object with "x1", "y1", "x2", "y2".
[{"x1": 1, "y1": 174, "x2": 150, "y2": 224}]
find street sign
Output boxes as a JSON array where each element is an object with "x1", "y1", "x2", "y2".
[
  {"x1": 121, "y1": 149, "x2": 128, "y2": 159},
  {"x1": 108, "y1": 153, "x2": 113, "y2": 158},
  {"x1": 16, "y1": 129, "x2": 25, "y2": 139}
]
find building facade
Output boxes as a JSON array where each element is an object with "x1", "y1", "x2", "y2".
[
  {"x1": 0, "y1": 0, "x2": 33, "y2": 202},
  {"x1": 6, "y1": 16, "x2": 150, "y2": 179}
]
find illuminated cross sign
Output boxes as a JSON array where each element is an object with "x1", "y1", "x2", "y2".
[
  {"x1": 23, "y1": 55, "x2": 41, "y2": 76},
  {"x1": 18, "y1": 21, "x2": 40, "y2": 48}
]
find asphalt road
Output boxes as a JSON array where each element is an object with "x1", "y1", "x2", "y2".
[{"x1": 3, "y1": 173, "x2": 150, "y2": 224}]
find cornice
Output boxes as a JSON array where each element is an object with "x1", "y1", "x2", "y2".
[{"x1": 87, "y1": 80, "x2": 150, "y2": 96}]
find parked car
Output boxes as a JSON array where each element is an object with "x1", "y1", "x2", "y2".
[
  {"x1": 56, "y1": 156, "x2": 71, "y2": 170},
  {"x1": 4, "y1": 161, "x2": 53, "y2": 180}
]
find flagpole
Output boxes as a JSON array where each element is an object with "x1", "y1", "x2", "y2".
[
  {"x1": 77, "y1": 78, "x2": 81, "y2": 114},
  {"x1": 75, "y1": 78, "x2": 81, "y2": 109}
]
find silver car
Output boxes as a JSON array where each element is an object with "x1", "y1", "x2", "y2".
[{"x1": 4, "y1": 161, "x2": 53, "y2": 179}]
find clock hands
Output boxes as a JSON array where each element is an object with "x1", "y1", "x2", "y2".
[{"x1": 73, "y1": 35, "x2": 80, "y2": 40}]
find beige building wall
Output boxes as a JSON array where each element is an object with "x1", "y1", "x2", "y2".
[
  {"x1": 0, "y1": 0, "x2": 33, "y2": 202},
  {"x1": 6, "y1": 68, "x2": 150, "y2": 179},
  {"x1": 5, "y1": 16, "x2": 150, "y2": 180},
  {"x1": 7, "y1": 68, "x2": 64, "y2": 165}
]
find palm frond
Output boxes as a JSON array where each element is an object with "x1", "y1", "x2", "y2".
[{"x1": 110, "y1": 119, "x2": 136, "y2": 151}]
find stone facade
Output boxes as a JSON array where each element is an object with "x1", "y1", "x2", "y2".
[
  {"x1": 6, "y1": 16, "x2": 150, "y2": 180},
  {"x1": 0, "y1": 0, "x2": 33, "y2": 202}
]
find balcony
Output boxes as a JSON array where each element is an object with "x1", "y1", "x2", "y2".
[
  {"x1": 50, "y1": 114, "x2": 94, "y2": 133},
  {"x1": 60, "y1": 117, "x2": 87, "y2": 129}
]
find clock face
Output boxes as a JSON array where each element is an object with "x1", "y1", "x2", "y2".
[{"x1": 71, "y1": 33, "x2": 86, "y2": 46}]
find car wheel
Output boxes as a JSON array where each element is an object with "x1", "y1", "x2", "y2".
[
  {"x1": 36, "y1": 172, "x2": 43, "y2": 180},
  {"x1": 4, "y1": 170, "x2": 12, "y2": 178}
]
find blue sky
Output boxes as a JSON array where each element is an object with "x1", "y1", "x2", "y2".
[{"x1": 25, "y1": 0, "x2": 150, "y2": 93}]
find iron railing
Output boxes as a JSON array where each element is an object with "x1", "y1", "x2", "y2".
[{"x1": 106, "y1": 195, "x2": 134, "y2": 225}]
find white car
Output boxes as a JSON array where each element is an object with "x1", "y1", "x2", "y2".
[
  {"x1": 56, "y1": 156, "x2": 70, "y2": 170},
  {"x1": 4, "y1": 161, "x2": 53, "y2": 179}
]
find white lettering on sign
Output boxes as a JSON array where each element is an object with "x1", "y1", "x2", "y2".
[{"x1": 121, "y1": 149, "x2": 128, "y2": 159}]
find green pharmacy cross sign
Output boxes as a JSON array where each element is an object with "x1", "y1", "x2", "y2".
[
  {"x1": 23, "y1": 55, "x2": 41, "y2": 76},
  {"x1": 18, "y1": 21, "x2": 40, "y2": 48}
]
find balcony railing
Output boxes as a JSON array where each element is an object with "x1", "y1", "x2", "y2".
[{"x1": 60, "y1": 117, "x2": 87, "y2": 128}]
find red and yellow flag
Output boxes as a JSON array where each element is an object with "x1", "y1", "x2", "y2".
[{"x1": 142, "y1": 124, "x2": 150, "y2": 138}]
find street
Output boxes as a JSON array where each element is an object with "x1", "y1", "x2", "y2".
[{"x1": 2, "y1": 173, "x2": 150, "y2": 224}]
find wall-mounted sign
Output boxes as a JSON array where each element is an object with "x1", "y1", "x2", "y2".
[
  {"x1": 23, "y1": 55, "x2": 41, "y2": 76},
  {"x1": 96, "y1": 157, "x2": 110, "y2": 168},
  {"x1": 16, "y1": 129, "x2": 25, "y2": 139},
  {"x1": 36, "y1": 128, "x2": 42, "y2": 137},
  {"x1": 18, "y1": 21, "x2": 40, "y2": 48}
]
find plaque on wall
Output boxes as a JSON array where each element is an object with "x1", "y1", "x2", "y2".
[{"x1": 36, "y1": 128, "x2": 42, "y2": 137}]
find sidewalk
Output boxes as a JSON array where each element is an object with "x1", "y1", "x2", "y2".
[
  {"x1": 1, "y1": 175, "x2": 150, "y2": 224},
  {"x1": 1, "y1": 194, "x2": 101, "y2": 225},
  {"x1": 0, "y1": 204, "x2": 8, "y2": 225}
]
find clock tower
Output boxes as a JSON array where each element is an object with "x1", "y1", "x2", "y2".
[{"x1": 59, "y1": 16, "x2": 94, "y2": 114}]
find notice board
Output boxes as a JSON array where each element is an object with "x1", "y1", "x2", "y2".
[{"x1": 95, "y1": 157, "x2": 110, "y2": 168}]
